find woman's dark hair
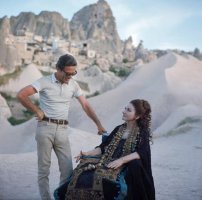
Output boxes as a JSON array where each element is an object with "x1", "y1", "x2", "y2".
[
  {"x1": 130, "y1": 99, "x2": 152, "y2": 142},
  {"x1": 56, "y1": 54, "x2": 77, "y2": 70}
]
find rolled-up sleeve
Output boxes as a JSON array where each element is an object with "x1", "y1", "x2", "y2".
[{"x1": 73, "y1": 81, "x2": 83, "y2": 98}]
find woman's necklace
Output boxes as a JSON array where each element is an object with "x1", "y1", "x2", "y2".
[
  {"x1": 96, "y1": 124, "x2": 140, "y2": 168},
  {"x1": 96, "y1": 125, "x2": 126, "y2": 168},
  {"x1": 122, "y1": 126, "x2": 139, "y2": 156},
  {"x1": 122, "y1": 129, "x2": 131, "y2": 139}
]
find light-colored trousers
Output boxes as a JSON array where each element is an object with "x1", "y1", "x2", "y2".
[{"x1": 35, "y1": 121, "x2": 73, "y2": 200}]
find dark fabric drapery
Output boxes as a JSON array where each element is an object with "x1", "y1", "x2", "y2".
[{"x1": 54, "y1": 124, "x2": 155, "y2": 200}]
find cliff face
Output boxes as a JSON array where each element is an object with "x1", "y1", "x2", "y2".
[
  {"x1": 0, "y1": 11, "x2": 71, "y2": 73},
  {"x1": 4, "y1": 0, "x2": 121, "y2": 47},
  {"x1": 70, "y1": 0, "x2": 123, "y2": 53},
  {"x1": 0, "y1": 17, "x2": 21, "y2": 73},
  {"x1": 0, "y1": 0, "x2": 123, "y2": 54},
  {"x1": 0, "y1": 16, "x2": 10, "y2": 36},
  {"x1": 9, "y1": 11, "x2": 71, "y2": 39}
]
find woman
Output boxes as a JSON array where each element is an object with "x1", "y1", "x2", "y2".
[{"x1": 54, "y1": 99, "x2": 155, "y2": 200}]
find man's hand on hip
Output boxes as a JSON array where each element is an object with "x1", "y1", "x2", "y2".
[{"x1": 35, "y1": 109, "x2": 45, "y2": 121}]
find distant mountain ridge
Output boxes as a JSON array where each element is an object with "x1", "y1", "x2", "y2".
[
  {"x1": 70, "y1": 0, "x2": 122, "y2": 53},
  {"x1": 9, "y1": 11, "x2": 71, "y2": 39},
  {"x1": 0, "y1": 0, "x2": 127, "y2": 72},
  {"x1": 0, "y1": 0, "x2": 121, "y2": 46}
]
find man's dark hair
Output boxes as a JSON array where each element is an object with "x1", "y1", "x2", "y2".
[{"x1": 56, "y1": 54, "x2": 77, "y2": 70}]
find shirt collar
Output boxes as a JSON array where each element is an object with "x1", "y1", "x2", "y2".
[
  {"x1": 51, "y1": 73, "x2": 59, "y2": 83},
  {"x1": 51, "y1": 73, "x2": 71, "y2": 84}
]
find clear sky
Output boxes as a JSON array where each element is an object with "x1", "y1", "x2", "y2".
[{"x1": 0, "y1": 0, "x2": 201, "y2": 51}]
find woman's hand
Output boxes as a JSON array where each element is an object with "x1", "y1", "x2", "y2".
[
  {"x1": 74, "y1": 150, "x2": 88, "y2": 163},
  {"x1": 107, "y1": 157, "x2": 125, "y2": 169}
]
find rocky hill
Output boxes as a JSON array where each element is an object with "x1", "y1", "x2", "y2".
[
  {"x1": 0, "y1": 0, "x2": 122, "y2": 54},
  {"x1": 0, "y1": 16, "x2": 21, "y2": 73},
  {"x1": 70, "y1": 0, "x2": 123, "y2": 54},
  {"x1": 9, "y1": 11, "x2": 71, "y2": 39}
]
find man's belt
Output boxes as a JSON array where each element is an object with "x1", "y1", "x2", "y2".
[{"x1": 42, "y1": 117, "x2": 68, "y2": 125}]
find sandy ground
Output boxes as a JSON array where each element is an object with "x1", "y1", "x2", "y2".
[{"x1": 152, "y1": 126, "x2": 202, "y2": 200}]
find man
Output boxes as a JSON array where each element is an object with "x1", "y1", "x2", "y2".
[{"x1": 17, "y1": 54, "x2": 105, "y2": 200}]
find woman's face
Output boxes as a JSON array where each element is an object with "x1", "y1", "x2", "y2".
[{"x1": 122, "y1": 103, "x2": 138, "y2": 122}]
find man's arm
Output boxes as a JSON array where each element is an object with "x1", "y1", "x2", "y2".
[
  {"x1": 77, "y1": 95, "x2": 105, "y2": 134},
  {"x1": 17, "y1": 85, "x2": 44, "y2": 120}
]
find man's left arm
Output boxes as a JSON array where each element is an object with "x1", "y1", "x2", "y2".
[{"x1": 77, "y1": 95, "x2": 106, "y2": 134}]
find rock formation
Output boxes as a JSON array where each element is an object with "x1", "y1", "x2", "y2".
[
  {"x1": 135, "y1": 40, "x2": 157, "y2": 63},
  {"x1": 70, "y1": 0, "x2": 123, "y2": 54},
  {"x1": 193, "y1": 48, "x2": 202, "y2": 60},
  {"x1": 0, "y1": 94, "x2": 12, "y2": 120},
  {"x1": 122, "y1": 36, "x2": 135, "y2": 62},
  {"x1": 9, "y1": 11, "x2": 71, "y2": 39},
  {"x1": 0, "y1": 17, "x2": 21, "y2": 74},
  {"x1": 76, "y1": 65, "x2": 121, "y2": 95}
]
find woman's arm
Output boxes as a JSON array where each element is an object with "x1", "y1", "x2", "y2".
[
  {"x1": 122, "y1": 152, "x2": 140, "y2": 163},
  {"x1": 75, "y1": 148, "x2": 102, "y2": 162},
  {"x1": 75, "y1": 125, "x2": 121, "y2": 163},
  {"x1": 107, "y1": 152, "x2": 140, "y2": 169},
  {"x1": 83, "y1": 147, "x2": 102, "y2": 156},
  {"x1": 108, "y1": 130, "x2": 151, "y2": 170}
]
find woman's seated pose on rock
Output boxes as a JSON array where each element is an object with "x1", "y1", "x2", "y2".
[{"x1": 54, "y1": 99, "x2": 155, "y2": 200}]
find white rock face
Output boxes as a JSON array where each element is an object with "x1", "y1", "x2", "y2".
[
  {"x1": 153, "y1": 104, "x2": 202, "y2": 137},
  {"x1": 70, "y1": 0, "x2": 122, "y2": 54},
  {"x1": 96, "y1": 58, "x2": 111, "y2": 71},
  {"x1": 0, "y1": 63, "x2": 43, "y2": 95},
  {"x1": 76, "y1": 65, "x2": 121, "y2": 95},
  {"x1": 0, "y1": 94, "x2": 11, "y2": 119},
  {"x1": 0, "y1": 17, "x2": 21, "y2": 74},
  {"x1": 0, "y1": 118, "x2": 37, "y2": 154}
]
